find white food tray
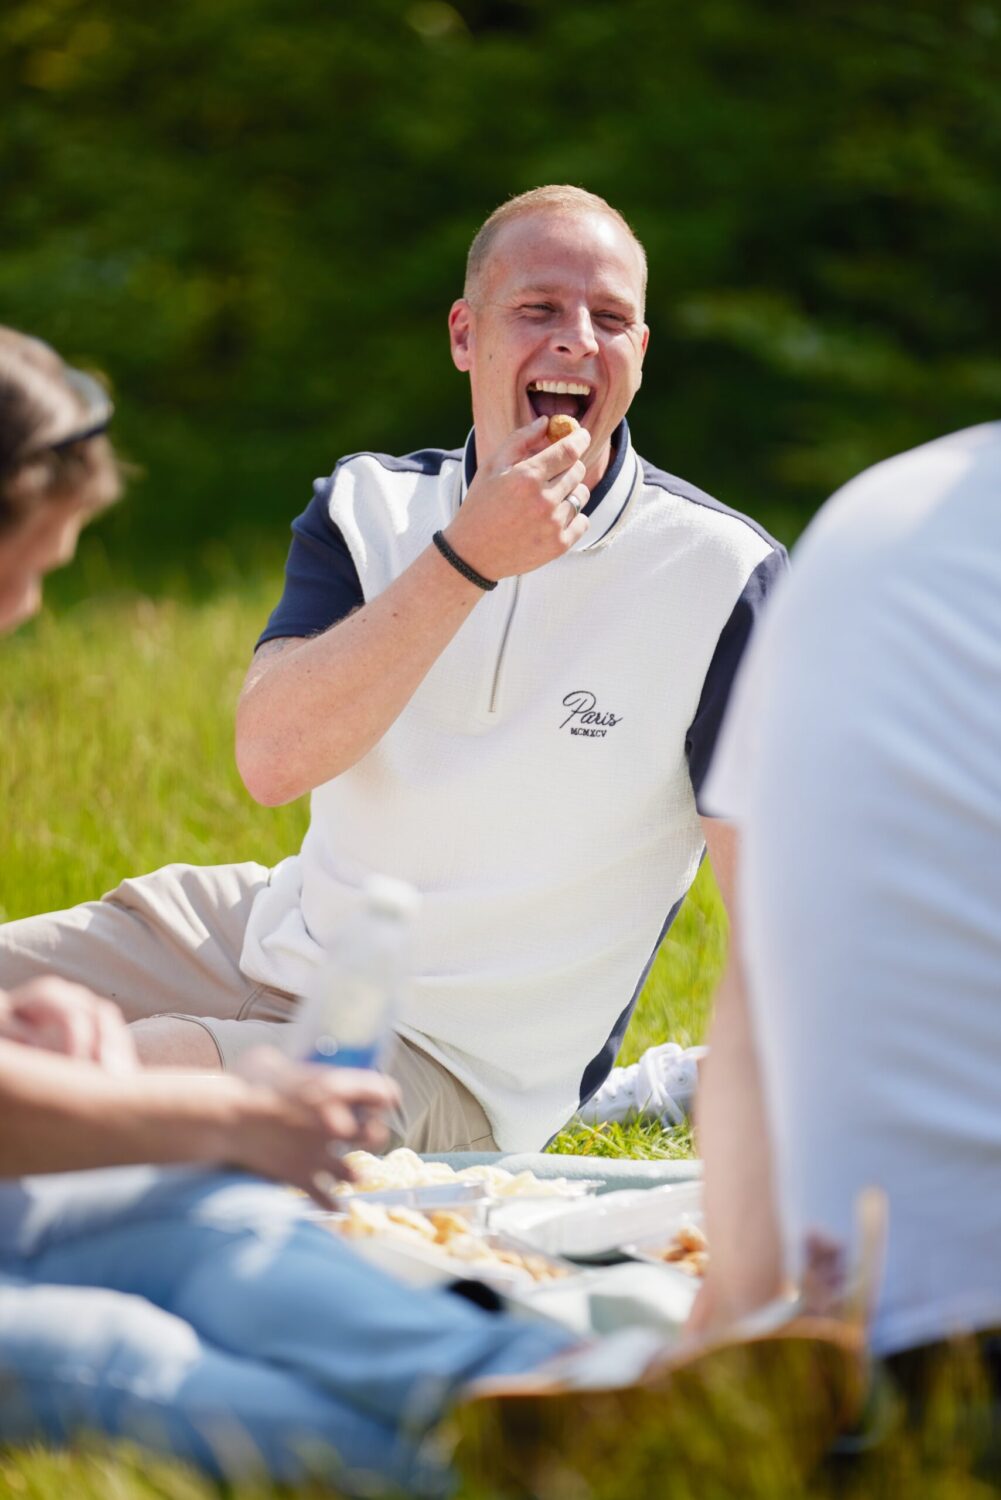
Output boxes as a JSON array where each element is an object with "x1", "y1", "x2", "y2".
[
  {"x1": 319, "y1": 1217, "x2": 700, "y2": 1337},
  {"x1": 333, "y1": 1182, "x2": 487, "y2": 1211},
  {"x1": 489, "y1": 1181, "x2": 704, "y2": 1260}
]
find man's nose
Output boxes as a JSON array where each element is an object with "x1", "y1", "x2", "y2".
[{"x1": 552, "y1": 307, "x2": 599, "y2": 359}]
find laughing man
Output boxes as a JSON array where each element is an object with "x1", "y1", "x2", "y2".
[{"x1": 0, "y1": 187, "x2": 785, "y2": 1153}]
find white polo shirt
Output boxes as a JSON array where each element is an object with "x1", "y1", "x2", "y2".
[
  {"x1": 705, "y1": 423, "x2": 1001, "y2": 1356},
  {"x1": 243, "y1": 424, "x2": 783, "y2": 1150}
]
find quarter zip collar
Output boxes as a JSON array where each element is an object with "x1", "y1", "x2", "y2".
[{"x1": 459, "y1": 420, "x2": 638, "y2": 552}]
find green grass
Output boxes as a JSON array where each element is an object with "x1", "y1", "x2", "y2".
[
  {"x1": 1, "y1": 575, "x2": 309, "y2": 919},
  {"x1": 2, "y1": 577, "x2": 994, "y2": 1498},
  {"x1": 1, "y1": 1358, "x2": 998, "y2": 1500}
]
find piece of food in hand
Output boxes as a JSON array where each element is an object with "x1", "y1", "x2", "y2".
[{"x1": 547, "y1": 414, "x2": 579, "y2": 442}]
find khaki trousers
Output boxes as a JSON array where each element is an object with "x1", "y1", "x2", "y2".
[{"x1": 0, "y1": 861, "x2": 497, "y2": 1153}]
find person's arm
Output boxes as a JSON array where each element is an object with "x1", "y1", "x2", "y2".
[
  {"x1": 0, "y1": 977, "x2": 138, "y2": 1073},
  {"x1": 689, "y1": 818, "x2": 783, "y2": 1335},
  {"x1": 0, "y1": 976, "x2": 223, "y2": 1082},
  {"x1": 701, "y1": 816, "x2": 737, "y2": 918},
  {"x1": 236, "y1": 419, "x2": 591, "y2": 806},
  {"x1": 0, "y1": 1041, "x2": 399, "y2": 1208}
]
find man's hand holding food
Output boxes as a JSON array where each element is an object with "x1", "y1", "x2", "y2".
[{"x1": 445, "y1": 415, "x2": 591, "y2": 583}]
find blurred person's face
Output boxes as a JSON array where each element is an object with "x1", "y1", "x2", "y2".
[
  {"x1": 449, "y1": 209, "x2": 649, "y2": 485},
  {"x1": 0, "y1": 497, "x2": 89, "y2": 634}
]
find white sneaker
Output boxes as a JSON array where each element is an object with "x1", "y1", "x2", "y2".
[{"x1": 575, "y1": 1043, "x2": 708, "y2": 1127}]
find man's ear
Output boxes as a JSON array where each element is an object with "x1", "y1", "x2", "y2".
[
  {"x1": 636, "y1": 322, "x2": 650, "y2": 386},
  {"x1": 448, "y1": 299, "x2": 474, "y2": 372}
]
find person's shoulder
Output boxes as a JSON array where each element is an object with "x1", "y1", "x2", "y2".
[
  {"x1": 833, "y1": 422, "x2": 1001, "y2": 509},
  {"x1": 315, "y1": 445, "x2": 464, "y2": 537},
  {"x1": 637, "y1": 456, "x2": 783, "y2": 557},
  {"x1": 331, "y1": 445, "x2": 464, "y2": 483},
  {"x1": 309, "y1": 445, "x2": 464, "y2": 521},
  {"x1": 797, "y1": 421, "x2": 1001, "y2": 569}
]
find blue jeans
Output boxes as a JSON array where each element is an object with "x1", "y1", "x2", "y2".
[{"x1": 0, "y1": 1167, "x2": 571, "y2": 1492}]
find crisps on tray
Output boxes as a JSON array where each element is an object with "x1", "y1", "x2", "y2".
[
  {"x1": 650, "y1": 1223, "x2": 709, "y2": 1279},
  {"x1": 338, "y1": 1147, "x2": 585, "y2": 1199},
  {"x1": 334, "y1": 1199, "x2": 570, "y2": 1284}
]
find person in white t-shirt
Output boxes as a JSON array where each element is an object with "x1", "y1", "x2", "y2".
[{"x1": 693, "y1": 424, "x2": 1001, "y2": 1385}]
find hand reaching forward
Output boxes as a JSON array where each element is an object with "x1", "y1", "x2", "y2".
[
  {"x1": 232, "y1": 1049, "x2": 401, "y2": 1208},
  {"x1": 0, "y1": 977, "x2": 138, "y2": 1074},
  {"x1": 445, "y1": 416, "x2": 592, "y2": 582}
]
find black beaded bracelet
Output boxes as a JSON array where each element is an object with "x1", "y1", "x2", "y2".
[{"x1": 432, "y1": 530, "x2": 498, "y2": 591}]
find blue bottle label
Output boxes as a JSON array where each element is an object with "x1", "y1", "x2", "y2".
[{"x1": 307, "y1": 1042, "x2": 380, "y2": 1070}]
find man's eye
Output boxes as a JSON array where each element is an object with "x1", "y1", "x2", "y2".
[
  {"x1": 522, "y1": 303, "x2": 554, "y2": 315},
  {"x1": 596, "y1": 311, "x2": 628, "y2": 327}
]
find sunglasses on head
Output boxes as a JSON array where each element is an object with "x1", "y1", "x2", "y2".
[
  {"x1": 1, "y1": 357, "x2": 115, "y2": 480},
  {"x1": 46, "y1": 365, "x2": 114, "y2": 453}
]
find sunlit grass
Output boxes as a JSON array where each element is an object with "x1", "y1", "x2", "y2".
[
  {"x1": 549, "y1": 1116, "x2": 699, "y2": 1160},
  {"x1": 1, "y1": 577, "x2": 308, "y2": 920}
]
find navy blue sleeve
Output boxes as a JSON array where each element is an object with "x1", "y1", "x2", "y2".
[
  {"x1": 685, "y1": 547, "x2": 788, "y2": 814},
  {"x1": 256, "y1": 477, "x2": 364, "y2": 650}
]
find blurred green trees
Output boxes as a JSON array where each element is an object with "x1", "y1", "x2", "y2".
[{"x1": 3, "y1": 0, "x2": 999, "y2": 568}]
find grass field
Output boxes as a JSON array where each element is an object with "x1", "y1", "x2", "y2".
[{"x1": 1, "y1": 571, "x2": 994, "y2": 1498}]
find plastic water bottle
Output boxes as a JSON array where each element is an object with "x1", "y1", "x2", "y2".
[{"x1": 298, "y1": 875, "x2": 420, "y2": 1069}]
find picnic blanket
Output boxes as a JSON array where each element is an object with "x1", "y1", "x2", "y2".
[{"x1": 422, "y1": 1151, "x2": 702, "y2": 1194}]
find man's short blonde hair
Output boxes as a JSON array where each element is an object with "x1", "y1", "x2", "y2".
[{"x1": 464, "y1": 185, "x2": 647, "y2": 308}]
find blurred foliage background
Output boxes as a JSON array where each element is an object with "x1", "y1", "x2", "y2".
[{"x1": 2, "y1": 0, "x2": 1000, "y2": 580}]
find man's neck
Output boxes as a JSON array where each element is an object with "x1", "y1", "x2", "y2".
[{"x1": 584, "y1": 435, "x2": 615, "y2": 496}]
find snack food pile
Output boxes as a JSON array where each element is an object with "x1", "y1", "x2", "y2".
[
  {"x1": 336, "y1": 1199, "x2": 570, "y2": 1284},
  {"x1": 338, "y1": 1147, "x2": 583, "y2": 1199},
  {"x1": 650, "y1": 1223, "x2": 708, "y2": 1278}
]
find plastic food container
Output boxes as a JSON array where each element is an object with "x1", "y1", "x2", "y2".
[
  {"x1": 490, "y1": 1181, "x2": 704, "y2": 1261},
  {"x1": 332, "y1": 1182, "x2": 488, "y2": 1212},
  {"x1": 621, "y1": 1190, "x2": 706, "y2": 1287},
  {"x1": 334, "y1": 1148, "x2": 603, "y2": 1204},
  {"x1": 334, "y1": 1225, "x2": 579, "y2": 1296}
]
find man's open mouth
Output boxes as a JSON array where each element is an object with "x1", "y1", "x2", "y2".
[{"x1": 527, "y1": 380, "x2": 594, "y2": 422}]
